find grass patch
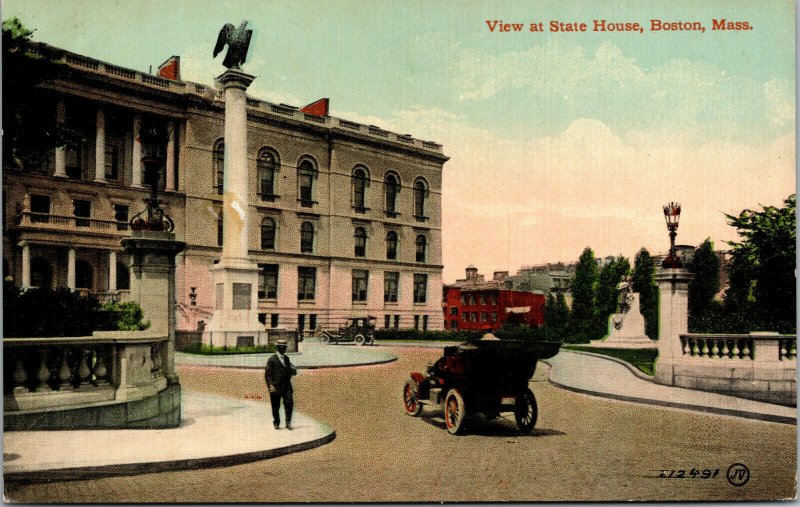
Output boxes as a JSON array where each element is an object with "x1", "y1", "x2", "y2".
[
  {"x1": 181, "y1": 343, "x2": 276, "y2": 355},
  {"x1": 562, "y1": 345, "x2": 657, "y2": 376}
]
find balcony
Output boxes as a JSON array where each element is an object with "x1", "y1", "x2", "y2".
[{"x1": 17, "y1": 212, "x2": 131, "y2": 236}]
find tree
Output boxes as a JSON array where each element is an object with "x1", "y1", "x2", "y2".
[
  {"x1": 687, "y1": 238, "x2": 720, "y2": 320},
  {"x1": 594, "y1": 255, "x2": 630, "y2": 336},
  {"x1": 543, "y1": 291, "x2": 570, "y2": 341},
  {"x1": 631, "y1": 248, "x2": 658, "y2": 340},
  {"x1": 569, "y1": 247, "x2": 598, "y2": 342},
  {"x1": 3, "y1": 17, "x2": 70, "y2": 171},
  {"x1": 724, "y1": 195, "x2": 796, "y2": 331}
]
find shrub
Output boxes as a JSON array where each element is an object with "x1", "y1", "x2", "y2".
[
  {"x1": 4, "y1": 282, "x2": 102, "y2": 337},
  {"x1": 182, "y1": 343, "x2": 276, "y2": 355},
  {"x1": 373, "y1": 329, "x2": 480, "y2": 342},
  {"x1": 100, "y1": 301, "x2": 151, "y2": 331}
]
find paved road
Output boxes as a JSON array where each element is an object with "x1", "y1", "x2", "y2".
[{"x1": 5, "y1": 348, "x2": 795, "y2": 502}]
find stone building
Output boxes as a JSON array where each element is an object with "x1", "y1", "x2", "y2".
[{"x1": 3, "y1": 43, "x2": 448, "y2": 334}]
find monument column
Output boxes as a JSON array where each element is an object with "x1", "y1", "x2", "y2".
[{"x1": 654, "y1": 268, "x2": 693, "y2": 385}]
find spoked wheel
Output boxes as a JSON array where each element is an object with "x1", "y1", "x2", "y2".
[
  {"x1": 514, "y1": 388, "x2": 538, "y2": 433},
  {"x1": 365, "y1": 336, "x2": 375, "y2": 345},
  {"x1": 403, "y1": 380, "x2": 422, "y2": 416},
  {"x1": 320, "y1": 333, "x2": 331, "y2": 344},
  {"x1": 354, "y1": 334, "x2": 366, "y2": 346},
  {"x1": 444, "y1": 389, "x2": 466, "y2": 435}
]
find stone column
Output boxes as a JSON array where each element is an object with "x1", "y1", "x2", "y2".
[
  {"x1": 108, "y1": 250, "x2": 117, "y2": 293},
  {"x1": 54, "y1": 100, "x2": 67, "y2": 178},
  {"x1": 131, "y1": 114, "x2": 142, "y2": 187},
  {"x1": 20, "y1": 242, "x2": 31, "y2": 289},
  {"x1": 67, "y1": 248, "x2": 76, "y2": 291},
  {"x1": 95, "y1": 108, "x2": 106, "y2": 182},
  {"x1": 654, "y1": 268, "x2": 693, "y2": 385},
  {"x1": 166, "y1": 121, "x2": 175, "y2": 191},
  {"x1": 123, "y1": 231, "x2": 185, "y2": 383}
]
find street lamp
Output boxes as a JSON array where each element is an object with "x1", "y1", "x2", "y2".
[
  {"x1": 130, "y1": 120, "x2": 174, "y2": 232},
  {"x1": 662, "y1": 201, "x2": 682, "y2": 268}
]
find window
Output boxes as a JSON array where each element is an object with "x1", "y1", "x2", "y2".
[
  {"x1": 460, "y1": 294, "x2": 467, "y2": 306},
  {"x1": 258, "y1": 264, "x2": 278, "y2": 299},
  {"x1": 462, "y1": 312, "x2": 468, "y2": 321},
  {"x1": 216, "y1": 212, "x2": 223, "y2": 247},
  {"x1": 471, "y1": 312, "x2": 477, "y2": 322},
  {"x1": 450, "y1": 307, "x2": 458, "y2": 316},
  {"x1": 423, "y1": 315, "x2": 429, "y2": 331},
  {"x1": 352, "y1": 269, "x2": 369, "y2": 302},
  {"x1": 258, "y1": 149, "x2": 278, "y2": 201},
  {"x1": 489, "y1": 295, "x2": 496, "y2": 306},
  {"x1": 469, "y1": 295, "x2": 476, "y2": 305},
  {"x1": 413, "y1": 273, "x2": 427, "y2": 304},
  {"x1": 480, "y1": 295, "x2": 486, "y2": 305},
  {"x1": 298, "y1": 314, "x2": 306, "y2": 332},
  {"x1": 65, "y1": 141, "x2": 83, "y2": 180},
  {"x1": 73, "y1": 199, "x2": 91, "y2": 227},
  {"x1": 354, "y1": 227, "x2": 367, "y2": 257},
  {"x1": 414, "y1": 177, "x2": 428, "y2": 220},
  {"x1": 261, "y1": 217, "x2": 276, "y2": 250},
  {"x1": 271, "y1": 314, "x2": 279, "y2": 328},
  {"x1": 384, "y1": 271, "x2": 399, "y2": 303},
  {"x1": 394, "y1": 315, "x2": 400, "y2": 329},
  {"x1": 450, "y1": 319, "x2": 458, "y2": 330},
  {"x1": 309, "y1": 314, "x2": 317, "y2": 330},
  {"x1": 298, "y1": 158, "x2": 316, "y2": 207},
  {"x1": 30, "y1": 194, "x2": 50, "y2": 223},
  {"x1": 352, "y1": 167, "x2": 368, "y2": 212},
  {"x1": 114, "y1": 204, "x2": 129, "y2": 231},
  {"x1": 414, "y1": 315, "x2": 420, "y2": 329},
  {"x1": 480, "y1": 312, "x2": 487, "y2": 322},
  {"x1": 384, "y1": 173, "x2": 400, "y2": 215},
  {"x1": 116, "y1": 261, "x2": 130, "y2": 290},
  {"x1": 384, "y1": 315, "x2": 391, "y2": 328},
  {"x1": 213, "y1": 139, "x2": 224, "y2": 194},
  {"x1": 386, "y1": 231, "x2": 398, "y2": 260},
  {"x1": 298, "y1": 267, "x2": 316, "y2": 300},
  {"x1": 300, "y1": 221, "x2": 314, "y2": 253},
  {"x1": 105, "y1": 143, "x2": 119, "y2": 180},
  {"x1": 75, "y1": 260, "x2": 92, "y2": 289},
  {"x1": 415, "y1": 235, "x2": 427, "y2": 262},
  {"x1": 491, "y1": 312, "x2": 498, "y2": 322}
]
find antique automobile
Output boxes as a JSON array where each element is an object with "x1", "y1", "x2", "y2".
[
  {"x1": 319, "y1": 316, "x2": 377, "y2": 346},
  {"x1": 402, "y1": 338, "x2": 561, "y2": 435}
]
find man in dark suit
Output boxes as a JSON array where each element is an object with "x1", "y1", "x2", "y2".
[{"x1": 265, "y1": 339, "x2": 297, "y2": 429}]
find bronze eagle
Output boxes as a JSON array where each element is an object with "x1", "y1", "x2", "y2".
[{"x1": 213, "y1": 21, "x2": 253, "y2": 70}]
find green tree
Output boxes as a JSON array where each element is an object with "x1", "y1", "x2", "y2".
[
  {"x1": 631, "y1": 248, "x2": 658, "y2": 340},
  {"x1": 594, "y1": 255, "x2": 631, "y2": 336},
  {"x1": 3, "y1": 17, "x2": 70, "y2": 170},
  {"x1": 543, "y1": 291, "x2": 570, "y2": 341},
  {"x1": 724, "y1": 195, "x2": 796, "y2": 331},
  {"x1": 569, "y1": 247, "x2": 598, "y2": 342},
  {"x1": 687, "y1": 238, "x2": 720, "y2": 330}
]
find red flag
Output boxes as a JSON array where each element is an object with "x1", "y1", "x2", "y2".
[
  {"x1": 157, "y1": 56, "x2": 181, "y2": 81},
  {"x1": 301, "y1": 98, "x2": 329, "y2": 117}
]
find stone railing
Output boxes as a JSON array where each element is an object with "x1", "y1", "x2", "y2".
[
  {"x1": 4, "y1": 331, "x2": 168, "y2": 413},
  {"x1": 679, "y1": 332, "x2": 796, "y2": 362},
  {"x1": 18, "y1": 212, "x2": 130, "y2": 234}
]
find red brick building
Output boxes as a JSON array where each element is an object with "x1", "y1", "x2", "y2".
[{"x1": 442, "y1": 266, "x2": 545, "y2": 331}]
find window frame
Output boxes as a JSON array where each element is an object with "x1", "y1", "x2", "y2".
[
  {"x1": 384, "y1": 271, "x2": 399, "y2": 303},
  {"x1": 383, "y1": 172, "x2": 401, "y2": 216},
  {"x1": 297, "y1": 266, "x2": 316, "y2": 301},
  {"x1": 213, "y1": 139, "x2": 225, "y2": 194},
  {"x1": 354, "y1": 227, "x2": 367, "y2": 257},
  {"x1": 413, "y1": 177, "x2": 429, "y2": 221},
  {"x1": 352, "y1": 269, "x2": 369, "y2": 302},
  {"x1": 352, "y1": 166, "x2": 369, "y2": 213},
  {"x1": 260, "y1": 216, "x2": 277, "y2": 250},
  {"x1": 300, "y1": 221, "x2": 314, "y2": 253},
  {"x1": 415, "y1": 235, "x2": 427, "y2": 263},
  {"x1": 297, "y1": 157, "x2": 318, "y2": 208},
  {"x1": 257, "y1": 148, "x2": 280, "y2": 201},
  {"x1": 386, "y1": 230, "x2": 398, "y2": 260},
  {"x1": 413, "y1": 273, "x2": 428, "y2": 304},
  {"x1": 258, "y1": 263, "x2": 279, "y2": 300}
]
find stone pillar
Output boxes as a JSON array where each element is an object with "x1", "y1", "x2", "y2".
[
  {"x1": 123, "y1": 231, "x2": 185, "y2": 383},
  {"x1": 654, "y1": 268, "x2": 693, "y2": 385},
  {"x1": 20, "y1": 242, "x2": 31, "y2": 289},
  {"x1": 108, "y1": 250, "x2": 117, "y2": 293},
  {"x1": 54, "y1": 100, "x2": 67, "y2": 178},
  {"x1": 203, "y1": 69, "x2": 266, "y2": 348},
  {"x1": 95, "y1": 108, "x2": 106, "y2": 182},
  {"x1": 67, "y1": 248, "x2": 76, "y2": 291},
  {"x1": 131, "y1": 114, "x2": 142, "y2": 187},
  {"x1": 166, "y1": 121, "x2": 175, "y2": 191}
]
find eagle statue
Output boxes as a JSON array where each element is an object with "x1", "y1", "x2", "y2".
[{"x1": 213, "y1": 21, "x2": 253, "y2": 70}]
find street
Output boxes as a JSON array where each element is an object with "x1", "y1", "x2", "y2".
[{"x1": 5, "y1": 347, "x2": 796, "y2": 502}]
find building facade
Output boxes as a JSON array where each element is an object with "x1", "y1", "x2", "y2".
[{"x1": 3, "y1": 44, "x2": 448, "y2": 334}]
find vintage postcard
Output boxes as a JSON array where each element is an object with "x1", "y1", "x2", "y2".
[{"x1": 2, "y1": 0, "x2": 796, "y2": 503}]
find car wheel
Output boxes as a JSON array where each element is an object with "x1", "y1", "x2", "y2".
[
  {"x1": 366, "y1": 337, "x2": 375, "y2": 345},
  {"x1": 354, "y1": 334, "x2": 366, "y2": 346},
  {"x1": 444, "y1": 389, "x2": 466, "y2": 435},
  {"x1": 403, "y1": 380, "x2": 423, "y2": 416},
  {"x1": 321, "y1": 333, "x2": 331, "y2": 344},
  {"x1": 515, "y1": 388, "x2": 538, "y2": 433}
]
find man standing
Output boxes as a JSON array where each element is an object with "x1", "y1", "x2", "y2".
[{"x1": 265, "y1": 339, "x2": 297, "y2": 429}]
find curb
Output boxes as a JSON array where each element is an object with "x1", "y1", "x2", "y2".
[
  {"x1": 4, "y1": 428, "x2": 337, "y2": 484},
  {"x1": 560, "y1": 349, "x2": 655, "y2": 382},
  {"x1": 544, "y1": 355, "x2": 796, "y2": 426}
]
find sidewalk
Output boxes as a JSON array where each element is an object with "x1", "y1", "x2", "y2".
[{"x1": 546, "y1": 350, "x2": 797, "y2": 425}]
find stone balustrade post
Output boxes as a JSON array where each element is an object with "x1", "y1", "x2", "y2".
[
  {"x1": 751, "y1": 332, "x2": 781, "y2": 363},
  {"x1": 654, "y1": 268, "x2": 693, "y2": 385}
]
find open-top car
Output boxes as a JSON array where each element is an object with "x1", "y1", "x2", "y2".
[
  {"x1": 402, "y1": 338, "x2": 560, "y2": 435},
  {"x1": 319, "y1": 316, "x2": 377, "y2": 346}
]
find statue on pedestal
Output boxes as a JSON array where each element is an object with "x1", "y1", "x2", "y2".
[
  {"x1": 213, "y1": 21, "x2": 253, "y2": 70},
  {"x1": 590, "y1": 276, "x2": 655, "y2": 349}
]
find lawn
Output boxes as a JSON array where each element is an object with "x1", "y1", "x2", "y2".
[{"x1": 562, "y1": 345, "x2": 657, "y2": 376}]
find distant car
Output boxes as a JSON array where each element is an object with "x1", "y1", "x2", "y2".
[
  {"x1": 402, "y1": 338, "x2": 560, "y2": 435},
  {"x1": 319, "y1": 316, "x2": 377, "y2": 346}
]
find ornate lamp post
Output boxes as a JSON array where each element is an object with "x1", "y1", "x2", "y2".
[
  {"x1": 130, "y1": 120, "x2": 174, "y2": 232},
  {"x1": 662, "y1": 201, "x2": 682, "y2": 268}
]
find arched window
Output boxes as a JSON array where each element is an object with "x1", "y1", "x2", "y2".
[
  {"x1": 386, "y1": 231, "x2": 398, "y2": 260},
  {"x1": 352, "y1": 166, "x2": 368, "y2": 212},
  {"x1": 258, "y1": 148, "x2": 279, "y2": 201},
  {"x1": 415, "y1": 235, "x2": 427, "y2": 263},
  {"x1": 354, "y1": 227, "x2": 367, "y2": 257},
  {"x1": 300, "y1": 221, "x2": 314, "y2": 253},
  {"x1": 213, "y1": 139, "x2": 224, "y2": 194},
  {"x1": 414, "y1": 177, "x2": 428, "y2": 220},
  {"x1": 75, "y1": 260, "x2": 93, "y2": 290},
  {"x1": 298, "y1": 158, "x2": 317, "y2": 207},
  {"x1": 261, "y1": 217, "x2": 276, "y2": 250},
  {"x1": 116, "y1": 261, "x2": 130, "y2": 290},
  {"x1": 30, "y1": 258, "x2": 52, "y2": 289},
  {"x1": 384, "y1": 172, "x2": 400, "y2": 215}
]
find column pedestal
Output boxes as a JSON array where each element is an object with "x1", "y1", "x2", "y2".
[{"x1": 654, "y1": 268, "x2": 693, "y2": 385}]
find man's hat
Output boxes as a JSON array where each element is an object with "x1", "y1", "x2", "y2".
[{"x1": 276, "y1": 339, "x2": 288, "y2": 347}]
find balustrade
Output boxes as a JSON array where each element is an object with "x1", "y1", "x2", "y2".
[
  {"x1": 680, "y1": 333, "x2": 796, "y2": 362},
  {"x1": 18, "y1": 212, "x2": 129, "y2": 234}
]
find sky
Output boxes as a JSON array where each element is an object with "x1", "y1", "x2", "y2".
[{"x1": 4, "y1": 0, "x2": 795, "y2": 282}]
